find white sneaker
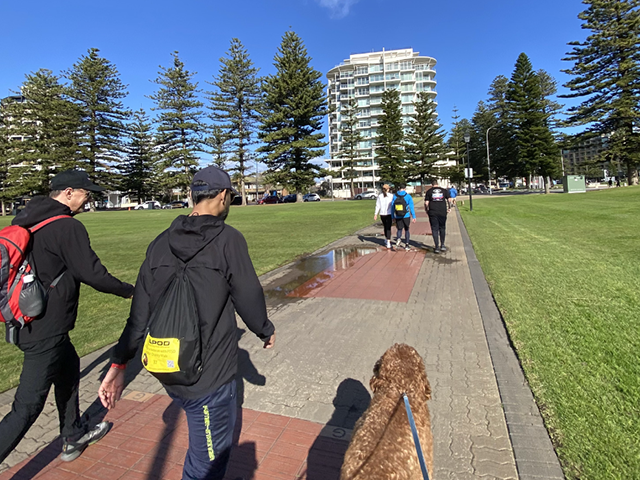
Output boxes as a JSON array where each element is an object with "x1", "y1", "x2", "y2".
[
  {"x1": 395, "y1": 238, "x2": 402, "y2": 248},
  {"x1": 386, "y1": 240, "x2": 391, "y2": 249}
]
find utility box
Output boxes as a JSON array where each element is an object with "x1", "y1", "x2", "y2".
[{"x1": 563, "y1": 175, "x2": 586, "y2": 193}]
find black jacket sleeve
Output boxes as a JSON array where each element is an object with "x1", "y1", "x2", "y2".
[
  {"x1": 54, "y1": 219, "x2": 134, "y2": 298},
  {"x1": 110, "y1": 252, "x2": 153, "y2": 364},
  {"x1": 225, "y1": 232, "x2": 275, "y2": 341}
]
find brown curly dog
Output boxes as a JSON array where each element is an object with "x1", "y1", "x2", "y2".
[{"x1": 340, "y1": 344, "x2": 433, "y2": 480}]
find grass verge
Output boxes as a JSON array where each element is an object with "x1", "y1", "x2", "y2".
[
  {"x1": 460, "y1": 188, "x2": 640, "y2": 479},
  {"x1": 0, "y1": 200, "x2": 375, "y2": 393}
]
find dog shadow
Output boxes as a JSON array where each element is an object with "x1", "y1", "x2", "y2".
[{"x1": 303, "y1": 378, "x2": 371, "y2": 480}]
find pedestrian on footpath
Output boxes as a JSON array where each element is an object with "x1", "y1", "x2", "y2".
[
  {"x1": 391, "y1": 184, "x2": 416, "y2": 251},
  {"x1": 374, "y1": 184, "x2": 394, "y2": 249},
  {"x1": 449, "y1": 185, "x2": 458, "y2": 207},
  {"x1": 0, "y1": 170, "x2": 135, "y2": 464},
  {"x1": 99, "y1": 166, "x2": 276, "y2": 480},
  {"x1": 425, "y1": 179, "x2": 451, "y2": 254}
]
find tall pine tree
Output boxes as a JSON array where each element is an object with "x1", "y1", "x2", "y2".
[
  {"x1": 506, "y1": 53, "x2": 559, "y2": 189},
  {"x1": 258, "y1": 31, "x2": 328, "y2": 195},
  {"x1": 337, "y1": 97, "x2": 362, "y2": 198},
  {"x1": 121, "y1": 109, "x2": 160, "y2": 203},
  {"x1": 562, "y1": 0, "x2": 640, "y2": 184},
  {"x1": 375, "y1": 89, "x2": 405, "y2": 187},
  {"x1": 207, "y1": 38, "x2": 262, "y2": 205},
  {"x1": 4, "y1": 70, "x2": 83, "y2": 196},
  {"x1": 149, "y1": 51, "x2": 205, "y2": 194},
  {"x1": 205, "y1": 125, "x2": 229, "y2": 169},
  {"x1": 66, "y1": 48, "x2": 130, "y2": 189},
  {"x1": 405, "y1": 93, "x2": 445, "y2": 192}
]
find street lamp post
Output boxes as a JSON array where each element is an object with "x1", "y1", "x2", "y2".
[
  {"x1": 464, "y1": 132, "x2": 473, "y2": 212},
  {"x1": 486, "y1": 126, "x2": 495, "y2": 195}
]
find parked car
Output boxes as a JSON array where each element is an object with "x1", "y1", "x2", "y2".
[
  {"x1": 303, "y1": 193, "x2": 321, "y2": 202},
  {"x1": 354, "y1": 191, "x2": 377, "y2": 200},
  {"x1": 134, "y1": 201, "x2": 161, "y2": 210},
  {"x1": 283, "y1": 194, "x2": 298, "y2": 203},
  {"x1": 259, "y1": 195, "x2": 282, "y2": 205},
  {"x1": 170, "y1": 200, "x2": 188, "y2": 209}
]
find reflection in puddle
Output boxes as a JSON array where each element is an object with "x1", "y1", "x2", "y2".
[{"x1": 264, "y1": 246, "x2": 379, "y2": 303}]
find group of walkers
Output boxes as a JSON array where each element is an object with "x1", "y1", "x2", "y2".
[
  {"x1": 0, "y1": 167, "x2": 275, "y2": 480},
  {"x1": 374, "y1": 180, "x2": 453, "y2": 254}
]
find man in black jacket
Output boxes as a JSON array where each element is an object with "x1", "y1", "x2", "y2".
[
  {"x1": 0, "y1": 170, "x2": 135, "y2": 464},
  {"x1": 99, "y1": 166, "x2": 276, "y2": 480}
]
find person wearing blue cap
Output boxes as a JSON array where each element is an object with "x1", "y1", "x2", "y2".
[{"x1": 99, "y1": 166, "x2": 275, "y2": 480}]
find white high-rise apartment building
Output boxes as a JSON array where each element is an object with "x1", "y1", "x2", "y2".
[{"x1": 326, "y1": 48, "x2": 437, "y2": 198}]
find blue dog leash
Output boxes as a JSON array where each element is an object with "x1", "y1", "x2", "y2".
[{"x1": 403, "y1": 393, "x2": 430, "y2": 480}]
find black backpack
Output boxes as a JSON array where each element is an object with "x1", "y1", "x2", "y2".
[
  {"x1": 393, "y1": 194, "x2": 408, "y2": 217},
  {"x1": 141, "y1": 261, "x2": 202, "y2": 386}
]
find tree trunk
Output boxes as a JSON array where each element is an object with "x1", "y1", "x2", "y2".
[
  {"x1": 241, "y1": 179, "x2": 246, "y2": 206},
  {"x1": 544, "y1": 176, "x2": 551, "y2": 194},
  {"x1": 350, "y1": 177, "x2": 355, "y2": 199},
  {"x1": 1, "y1": 200, "x2": 5, "y2": 217},
  {"x1": 627, "y1": 162, "x2": 638, "y2": 186}
]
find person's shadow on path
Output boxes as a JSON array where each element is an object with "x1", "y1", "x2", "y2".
[{"x1": 303, "y1": 378, "x2": 371, "y2": 480}]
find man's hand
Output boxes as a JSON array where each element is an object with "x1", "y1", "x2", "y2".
[
  {"x1": 263, "y1": 332, "x2": 276, "y2": 349},
  {"x1": 412, "y1": 217, "x2": 416, "y2": 223},
  {"x1": 99, "y1": 367, "x2": 126, "y2": 410},
  {"x1": 374, "y1": 214, "x2": 377, "y2": 221}
]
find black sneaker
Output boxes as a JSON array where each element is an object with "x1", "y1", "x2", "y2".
[
  {"x1": 60, "y1": 421, "x2": 111, "y2": 462},
  {"x1": 434, "y1": 247, "x2": 441, "y2": 254}
]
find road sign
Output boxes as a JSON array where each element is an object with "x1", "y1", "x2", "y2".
[{"x1": 465, "y1": 168, "x2": 474, "y2": 179}]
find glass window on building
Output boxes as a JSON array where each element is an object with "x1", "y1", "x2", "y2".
[
  {"x1": 357, "y1": 87, "x2": 369, "y2": 96},
  {"x1": 401, "y1": 93, "x2": 414, "y2": 103},
  {"x1": 370, "y1": 64, "x2": 383, "y2": 73},
  {"x1": 401, "y1": 72, "x2": 413, "y2": 81},
  {"x1": 357, "y1": 108, "x2": 370, "y2": 117},
  {"x1": 358, "y1": 98, "x2": 370, "y2": 107},
  {"x1": 370, "y1": 84, "x2": 385, "y2": 93},
  {"x1": 370, "y1": 73, "x2": 384, "y2": 82},
  {"x1": 400, "y1": 84, "x2": 414, "y2": 92},
  {"x1": 400, "y1": 61, "x2": 413, "y2": 70},
  {"x1": 341, "y1": 71, "x2": 354, "y2": 78},
  {"x1": 356, "y1": 77, "x2": 369, "y2": 86},
  {"x1": 356, "y1": 66, "x2": 368, "y2": 75},
  {"x1": 386, "y1": 62, "x2": 399, "y2": 70},
  {"x1": 387, "y1": 83, "x2": 400, "y2": 90},
  {"x1": 385, "y1": 72, "x2": 400, "y2": 80}
]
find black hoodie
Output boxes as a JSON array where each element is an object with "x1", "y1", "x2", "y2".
[
  {"x1": 111, "y1": 214, "x2": 275, "y2": 400},
  {"x1": 11, "y1": 196, "x2": 135, "y2": 345}
]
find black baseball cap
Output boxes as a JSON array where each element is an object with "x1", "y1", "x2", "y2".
[
  {"x1": 51, "y1": 170, "x2": 105, "y2": 192},
  {"x1": 191, "y1": 166, "x2": 239, "y2": 196}
]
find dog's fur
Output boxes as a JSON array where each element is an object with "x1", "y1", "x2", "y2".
[{"x1": 340, "y1": 344, "x2": 433, "y2": 480}]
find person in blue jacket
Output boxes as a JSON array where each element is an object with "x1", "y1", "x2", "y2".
[{"x1": 391, "y1": 184, "x2": 416, "y2": 251}]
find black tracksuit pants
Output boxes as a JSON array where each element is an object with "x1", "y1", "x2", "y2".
[
  {"x1": 0, "y1": 333, "x2": 85, "y2": 462},
  {"x1": 429, "y1": 212, "x2": 447, "y2": 248}
]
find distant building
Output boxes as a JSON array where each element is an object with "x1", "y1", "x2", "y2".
[
  {"x1": 561, "y1": 135, "x2": 610, "y2": 177},
  {"x1": 326, "y1": 48, "x2": 445, "y2": 198}
]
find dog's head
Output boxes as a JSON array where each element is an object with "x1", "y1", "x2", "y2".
[{"x1": 370, "y1": 343, "x2": 431, "y2": 400}]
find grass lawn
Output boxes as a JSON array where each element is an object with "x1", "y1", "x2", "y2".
[
  {"x1": 460, "y1": 188, "x2": 640, "y2": 480},
  {"x1": 0, "y1": 200, "x2": 375, "y2": 393}
]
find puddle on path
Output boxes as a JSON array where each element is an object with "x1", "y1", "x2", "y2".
[{"x1": 263, "y1": 246, "x2": 380, "y2": 303}]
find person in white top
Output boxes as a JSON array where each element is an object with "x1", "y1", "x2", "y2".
[{"x1": 374, "y1": 184, "x2": 394, "y2": 249}]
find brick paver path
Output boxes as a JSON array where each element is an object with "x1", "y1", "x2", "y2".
[{"x1": 0, "y1": 208, "x2": 562, "y2": 479}]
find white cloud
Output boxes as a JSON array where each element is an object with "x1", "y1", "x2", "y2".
[{"x1": 316, "y1": 0, "x2": 360, "y2": 19}]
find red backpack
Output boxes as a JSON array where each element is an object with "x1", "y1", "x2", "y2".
[{"x1": 0, "y1": 215, "x2": 71, "y2": 343}]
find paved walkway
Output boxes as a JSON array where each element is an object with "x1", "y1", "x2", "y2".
[{"x1": 0, "y1": 209, "x2": 563, "y2": 479}]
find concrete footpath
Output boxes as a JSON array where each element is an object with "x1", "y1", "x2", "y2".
[{"x1": 0, "y1": 208, "x2": 564, "y2": 480}]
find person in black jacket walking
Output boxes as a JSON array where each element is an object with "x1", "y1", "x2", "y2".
[
  {"x1": 0, "y1": 170, "x2": 135, "y2": 464},
  {"x1": 99, "y1": 166, "x2": 276, "y2": 480}
]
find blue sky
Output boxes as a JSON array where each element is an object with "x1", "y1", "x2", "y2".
[{"x1": 1, "y1": 0, "x2": 587, "y2": 151}]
